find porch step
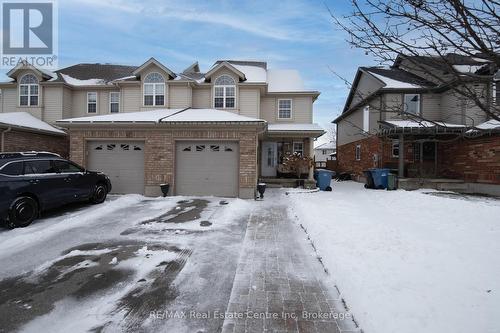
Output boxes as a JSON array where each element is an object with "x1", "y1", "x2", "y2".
[{"x1": 259, "y1": 178, "x2": 298, "y2": 188}]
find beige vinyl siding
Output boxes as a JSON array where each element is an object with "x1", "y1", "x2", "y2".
[
  {"x1": 239, "y1": 87, "x2": 260, "y2": 118},
  {"x1": 441, "y1": 90, "x2": 464, "y2": 124},
  {"x1": 192, "y1": 87, "x2": 211, "y2": 108},
  {"x1": 62, "y1": 87, "x2": 72, "y2": 119},
  {"x1": 121, "y1": 85, "x2": 141, "y2": 113},
  {"x1": 338, "y1": 99, "x2": 381, "y2": 146},
  {"x1": 350, "y1": 72, "x2": 384, "y2": 108},
  {"x1": 209, "y1": 67, "x2": 239, "y2": 110},
  {"x1": 1, "y1": 87, "x2": 17, "y2": 113},
  {"x1": 169, "y1": 85, "x2": 191, "y2": 108},
  {"x1": 421, "y1": 93, "x2": 441, "y2": 121},
  {"x1": 260, "y1": 95, "x2": 313, "y2": 123},
  {"x1": 42, "y1": 86, "x2": 63, "y2": 123}
]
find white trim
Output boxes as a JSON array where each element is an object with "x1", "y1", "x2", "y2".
[
  {"x1": 404, "y1": 93, "x2": 421, "y2": 115},
  {"x1": 143, "y1": 72, "x2": 166, "y2": 107},
  {"x1": 278, "y1": 98, "x2": 293, "y2": 119},
  {"x1": 293, "y1": 141, "x2": 304, "y2": 156},
  {"x1": 363, "y1": 105, "x2": 370, "y2": 132},
  {"x1": 18, "y1": 74, "x2": 39, "y2": 107},
  {"x1": 87, "y1": 92, "x2": 97, "y2": 114},
  {"x1": 355, "y1": 144, "x2": 361, "y2": 161},
  {"x1": 109, "y1": 91, "x2": 120, "y2": 113},
  {"x1": 213, "y1": 75, "x2": 236, "y2": 109}
]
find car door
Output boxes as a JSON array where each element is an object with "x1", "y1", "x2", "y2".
[
  {"x1": 23, "y1": 159, "x2": 68, "y2": 209},
  {"x1": 0, "y1": 161, "x2": 25, "y2": 216},
  {"x1": 53, "y1": 160, "x2": 92, "y2": 201}
]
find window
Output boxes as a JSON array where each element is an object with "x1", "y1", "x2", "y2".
[
  {"x1": 144, "y1": 72, "x2": 165, "y2": 106},
  {"x1": 413, "y1": 142, "x2": 421, "y2": 161},
  {"x1": 404, "y1": 94, "x2": 420, "y2": 115},
  {"x1": 322, "y1": 150, "x2": 327, "y2": 155},
  {"x1": 87, "y1": 92, "x2": 97, "y2": 113},
  {"x1": 278, "y1": 99, "x2": 292, "y2": 119},
  {"x1": 363, "y1": 105, "x2": 370, "y2": 132},
  {"x1": 54, "y1": 160, "x2": 83, "y2": 173},
  {"x1": 293, "y1": 142, "x2": 304, "y2": 156},
  {"x1": 392, "y1": 140, "x2": 399, "y2": 158},
  {"x1": 110, "y1": 92, "x2": 120, "y2": 113},
  {"x1": 24, "y1": 160, "x2": 56, "y2": 174},
  {"x1": 494, "y1": 81, "x2": 500, "y2": 105},
  {"x1": 19, "y1": 74, "x2": 39, "y2": 106},
  {"x1": 214, "y1": 75, "x2": 236, "y2": 109},
  {"x1": 0, "y1": 162, "x2": 23, "y2": 176},
  {"x1": 355, "y1": 144, "x2": 361, "y2": 161}
]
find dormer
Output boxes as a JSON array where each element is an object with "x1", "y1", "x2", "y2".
[{"x1": 133, "y1": 58, "x2": 176, "y2": 108}]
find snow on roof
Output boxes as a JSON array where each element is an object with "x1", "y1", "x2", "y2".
[
  {"x1": 315, "y1": 142, "x2": 336, "y2": 150},
  {"x1": 267, "y1": 69, "x2": 305, "y2": 92},
  {"x1": 268, "y1": 123, "x2": 324, "y2": 132},
  {"x1": 474, "y1": 119, "x2": 500, "y2": 130},
  {"x1": 452, "y1": 64, "x2": 486, "y2": 74},
  {"x1": 160, "y1": 108, "x2": 264, "y2": 123},
  {"x1": 61, "y1": 74, "x2": 107, "y2": 86},
  {"x1": 384, "y1": 120, "x2": 465, "y2": 128},
  {"x1": 369, "y1": 72, "x2": 423, "y2": 89},
  {"x1": 0, "y1": 112, "x2": 66, "y2": 134},
  {"x1": 231, "y1": 64, "x2": 267, "y2": 83},
  {"x1": 58, "y1": 108, "x2": 264, "y2": 124},
  {"x1": 58, "y1": 109, "x2": 183, "y2": 123}
]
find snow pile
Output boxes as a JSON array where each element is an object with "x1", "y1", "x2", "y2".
[
  {"x1": 232, "y1": 64, "x2": 267, "y2": 82},
  {"x1": 452, "y1": 64, "x2": 485, "y2": 74},
  {"x1": 0, "y1": 112, "x2": 66, "y2": 134},
  {"x1": 475, "y1": 119, "x2": 500, "y2": 130},
  {"x1": 61, "y1": 74, "x2": 107, "y2": 86},
  {"x1": 385, "y1": 119, "x2": 465, "y2": 128},
  {"x1": 161, "y1": 108, "x2": 264, "y2": 123},
  {"x1": 287, "y1": 182, "x2": 500, "y2": 333},
  {"x1": 57, "y1": 109, "x2": 184, "y2": 123},
  {"x1": 267, "y1": 69, "x2": 305, "y2": 92}
]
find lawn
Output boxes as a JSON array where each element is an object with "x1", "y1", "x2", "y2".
[{"x1": 287, "y1": 181, "x2": 500, "y2": 333}]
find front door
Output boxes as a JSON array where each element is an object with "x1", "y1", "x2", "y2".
[{"x1": 261, "y1": 141, "x2": 277, "y2": 177}]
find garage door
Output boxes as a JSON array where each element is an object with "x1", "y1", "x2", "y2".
[
  {"x1": 87, "y1": 141, "x2": 145, "y2": 194},
  {"x1": 176, "y1": 141, "x2": 239, "y2": 197}
]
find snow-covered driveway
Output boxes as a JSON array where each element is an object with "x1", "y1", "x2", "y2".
[
  {"x1": 0, "y1": 195, "x2": 252, "y2": 333},
  {"x1": 287, "y1": 182, "x2": 500, "y2": 333}
]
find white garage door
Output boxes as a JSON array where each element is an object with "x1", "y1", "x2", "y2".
[
  {"x1": 176, "y1": 141, "x2": 239, "y2": 197},
  {"x1": 87, "y1": 141, "x2": 145, "y2": 194}
]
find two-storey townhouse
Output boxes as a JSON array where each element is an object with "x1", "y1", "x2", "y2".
[
  {"x1": 334, "y1": 53, "x2": 500, "y2": 195},
  {"x1": 0, "y1": 58, "x2": 324, "y2": 198}
]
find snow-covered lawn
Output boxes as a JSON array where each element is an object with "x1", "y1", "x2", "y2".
[{"x1": 287, "y1": 182, "x2": 500, "y2": 333}]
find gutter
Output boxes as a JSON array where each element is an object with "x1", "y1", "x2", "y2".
[{"x1": 1, "y1": 127, "x2": 12, "y2": 151}]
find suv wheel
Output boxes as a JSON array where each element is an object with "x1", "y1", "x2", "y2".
[
  {"x1": 90, "y1": 184, "x2": 108, "y2": 204},
  {"x1": 9, "y1": 197, "x2": 38, "y2": 228}
]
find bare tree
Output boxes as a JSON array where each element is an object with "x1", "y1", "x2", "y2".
[
  {"x1": 330, "y1": 0, "x2": 500, "y2": 122},
  {"x1": 327, "y1": 124, "x2": 337, "y2": 145}
]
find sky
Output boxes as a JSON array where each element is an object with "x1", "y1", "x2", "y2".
[{"x1": 1, "y1": 0, "x2": 379, "y2": 145}]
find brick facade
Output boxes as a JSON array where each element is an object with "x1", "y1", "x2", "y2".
[
  {"x1": 1, "y1": 129, "x2": 69, "y2": 157},
  {"x1": 68, "y1": 125, "x2": 260, "y2": 198},
  {"x1": 337, "y1": 134, "x2": 500, "y2": 185}
]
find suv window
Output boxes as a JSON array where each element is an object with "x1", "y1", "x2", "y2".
[
  {"x1": 54, "y1": 160, "x2": 83, "y2": 173},
  {"x1": 0, "y1": 161, "x2": 24, "y2": 176},
  {"x1": 24, "y1": 160, "x2": 56, "y2": 175}
]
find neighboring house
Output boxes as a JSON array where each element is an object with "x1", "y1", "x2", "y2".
[
  {"x1": 0, "y1": 58, "x2": 324, "y2": 198},
  {"x1": 314, "y1": 142, "x2": 336, "y2": 162},
  {"x1": 333, "y1": 53, "x2": 500, "y2": 194}
]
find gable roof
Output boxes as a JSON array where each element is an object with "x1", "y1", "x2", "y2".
[
  {"x1": 205, "y1": 61, "x2": 246, "y2": 81},
  {"x1": 182, "y1": 62, "x2": 200, "y2": 74},
  {"x1": 132, "y1": 57, "x2": 177, "y2": 79},
  {"x1": 53, "y1": 64, "x2": 137, "y2": 85},
  {"x1": 362, "y1": 67, "x2": 436, "y2": 89},
  {"x1": 0, "y1": 112, "x2": 66, "y2": 135},
  {"x1": 6, "y1": 60, "x2": 57, "y2": 81}
]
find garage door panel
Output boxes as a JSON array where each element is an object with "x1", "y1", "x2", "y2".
[
  {"x1": 176, "y1": 141, "x2": 238, "y2": 197},
  {"x1": 87, "y1": 141, "x2": 145, "y2": 194}
]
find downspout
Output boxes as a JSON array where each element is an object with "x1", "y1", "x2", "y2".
[{"x1": 1, "y1": 127, "x2": 12, "y2": 152}]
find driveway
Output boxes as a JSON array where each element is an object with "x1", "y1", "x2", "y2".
[{"x1": 0, "y1": 191, "x2": 358, "y2": 333}]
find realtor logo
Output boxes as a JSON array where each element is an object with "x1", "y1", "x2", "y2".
[{"x1": 1, "y1": 0, "x2": 58, "y2": 68}]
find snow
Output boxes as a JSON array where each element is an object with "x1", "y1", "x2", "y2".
[
  {"x1": 369, "y1": 71, "x2": 423, "y2": 89},
  {"x1": 453, "y1": 64, "x2": 485, "y2": 74},
  {"x1": 58, "y1": 108, "x2": 265, "y2": 124},
  {"x1": 61, "y1": 74, "x2": 107, "y2": 86},
  {"x1": 315, "y1": 141, "x2": 336, "y2": 150},
  {"x1": 111, "y1": 75, "x2": 137, "y2": 81},
  {"x1": 384, "y1": 119, "x2": 466, "y2": 128},
  {"x1": 287, "y1": 182, "x2": 500, "y2": 333},
  {"x1": 475, "y1": 119, "x2": 500, "y2": 130},
  {"x1": 267, "y1": 69, "x2": 306, "y2": 92},
  {"x1": 0, "y1": 112, "x2": 66, "y2": 134},
  {"x1": 231, "y1": 64, "x2": 267, "y2": 82},
  {"x1": 267, "y1": 123, "x2": 324, "y2": 132}
]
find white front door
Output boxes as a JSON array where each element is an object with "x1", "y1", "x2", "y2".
[{"x1": 261, "y1": 141, "x2": 277, "y2": 177}]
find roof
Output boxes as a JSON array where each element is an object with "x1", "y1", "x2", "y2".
[
  {"x1": 382, "y1": 120, "x2": 466, "y2": 128},
  {"x1": 0, "y1": 112, "x2": 66, "y2": 135},
  {"x1": 267, "y1": 70, "x2": 305, "y2": 92},
  {"x1": 57, "y1": 108, "x2": 265, "y2": 124},
  {"x1": 315, "y1": 142, "x2": 336, "y2": 150},
  {"x1": 267, "y1": 123, "x2": 324, "y2": 132},
  {"x1": 362, "y1": 67, "x2": 436, "y2": 89},
  {"x1": 54, "y1": 64, "x2": 137, "y2": 84},
  {"x1": 133, "y1": 57, "x2": 177, "y2": 79},
  {"x1": 474, "y1": 119, "x2": 500, "y2": 130}
]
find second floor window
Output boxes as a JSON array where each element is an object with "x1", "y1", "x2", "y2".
[
  {"x1": 214, "y1": 75, "x2": 235, "y2": 109},
  {"x1": 110, "y1": 92, "x2": 120, "y2": 113},
  {"x1": 278, "y1": 99, "x2": 292, "y2": 119},
  {"x1": 19, "y1": 74, "x2": 39, "y2": 106},
  {"x1": 404, "y1": 94, "x2": 420, "y2": 115},
  {"x1": 144, "y1": 72, "x2": 165, "y2": 106},
  {"x1": 87, "y1": 92, "x2": 97, "y2": 113}
]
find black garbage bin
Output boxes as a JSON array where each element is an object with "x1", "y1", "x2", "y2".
[{"x1": 363, "y1": 170, "x2": 375, "y2": 189}]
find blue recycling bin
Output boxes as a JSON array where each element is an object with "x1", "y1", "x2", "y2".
[
  {"x1": 316, "y1": 169, "x2": 334, "y2": 191},
  {"x1": 369, "y1": 168, "x2": 390, "y2": 189}
]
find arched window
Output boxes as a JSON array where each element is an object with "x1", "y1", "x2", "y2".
[
  {"x1": 143, "y1": 72, "x2": 165, "y2": 106},
  {"x1": 19, "y1": 74, "x2": 39, "y2": 106},
  {"x1": 214, "y1": 75, "x2": 235, "y2": 109}
]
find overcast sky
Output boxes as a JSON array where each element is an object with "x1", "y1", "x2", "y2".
[{"x1": 1, "y1": 0, "x2": 379, "y2": 144}]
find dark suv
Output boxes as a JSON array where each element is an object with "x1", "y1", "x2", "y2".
[{"x1": 0, "y1": 152, "x2": 112, "y2": 228}]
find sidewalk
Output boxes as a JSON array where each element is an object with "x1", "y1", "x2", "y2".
[{"x1": 221, "y1": 198, "x2": 359, "y2": 333}]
